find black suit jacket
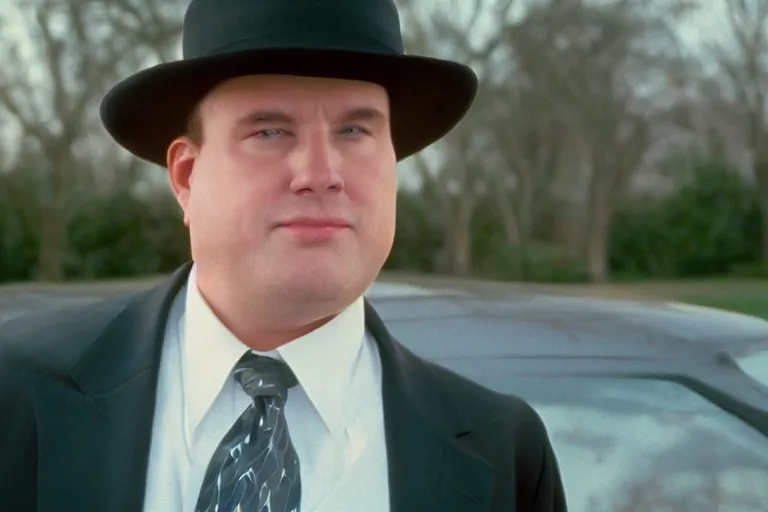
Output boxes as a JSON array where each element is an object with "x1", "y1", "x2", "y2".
[{"x1": 0, "y1": 263, "x2": 567, "y2": 511}]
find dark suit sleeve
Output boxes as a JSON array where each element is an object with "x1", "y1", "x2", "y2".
[
  {"x1": 517, "y1": 401, "x2": 568, "y2": 512},
  {"x1": 530, "y1": 419, "x2": 567, "y2": 512},
  {"x1": 0, "y1": 347, "x2": 39, "y2": 511}
]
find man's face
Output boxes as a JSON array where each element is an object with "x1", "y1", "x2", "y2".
[{"x1": 168, "y1": 74, "x2": 397, "y2": 324}]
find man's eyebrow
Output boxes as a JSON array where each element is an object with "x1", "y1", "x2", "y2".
[
  {"x1": 234, "y1": 109, "x2": 295, "y2": 127},
  {"x1": 339, "y1": 106, "x2": 387, "y2": 123},
  {"x1": 233, "y1": 106, "x2": 387, "y2": 127}
]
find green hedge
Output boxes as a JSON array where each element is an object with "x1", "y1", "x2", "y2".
[
  {"x1": 0, "y1": 159, "x2": 763, "y2": 283},
  {"x1": 610, "y1": 161, "x2": 760, "y2": 279}
]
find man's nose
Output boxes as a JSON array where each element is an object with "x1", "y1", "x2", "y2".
[{"x1": 288, "y1": 130, "x2": 344, "y2": 195}]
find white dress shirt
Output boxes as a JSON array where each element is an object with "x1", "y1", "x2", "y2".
[{"x1": 142, "y1": 266, "x2": 390, "y2": 512}]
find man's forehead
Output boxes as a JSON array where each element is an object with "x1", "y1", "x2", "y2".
[{"x1": 202, "y1": 74, "x2": 389, "y2": 110}]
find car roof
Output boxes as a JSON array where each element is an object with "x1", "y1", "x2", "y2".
[
  {"x1": 4, "y1": 275, "x2": 767, "y2": 353},
  {"x1": 365, "y1": 279, "x2": 768, "y2": 422},
  {"x1": 4, "y1": 276, "x2": 768, "y2": 416},
  {"x1": 364, "y1": 278, "x2": 768, "y2": 361},
  {"x1": 5, "y1": 275, "x2": 768, "y2": 359}
]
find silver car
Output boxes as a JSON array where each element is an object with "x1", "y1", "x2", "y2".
[
  {"x1": 367, "y1": 280, "x2": 768, "y2": 512},
  {"x1": 3, "y1": 279, "x2": 768, "y2": 511}
]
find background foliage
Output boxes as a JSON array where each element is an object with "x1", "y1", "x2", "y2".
[
  {"x1": 0, "y1": 0, "x2": 766, "y2": 286},
  {"x1": 1, "y1": 157, "x2": 761, "y2": 283}
]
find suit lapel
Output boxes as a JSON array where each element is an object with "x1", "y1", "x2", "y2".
[
  {"x1": 364, "y1": 301, "x2": 496, "y2": 512},
  {"x1": 36, "y1": 263, "x2": 493, "y2": 511},
  {"x1": 41, "y1": 263, "x2": 193, "y2": 512}
]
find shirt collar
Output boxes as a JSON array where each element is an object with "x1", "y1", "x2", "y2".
[
  {"x1": 274, "y1": 293, "x2": 365, "y2": 438},
  {"x1": 180, "y1": 264, "x2": 366, "y2": 443}
]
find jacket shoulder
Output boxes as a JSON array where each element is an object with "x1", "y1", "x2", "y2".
[
  {"x1": 418, "y1": 355, "x2": 567, "y2": 511},
  {"x1": 0, "y1": 294, "x2": 141, "y2": 506},
  {"x1": 0, "y1": 292, "x2": 144, "y2": 376},
  {"x1": 420, "y1": 355, "x2": 538, "y2": 425}
]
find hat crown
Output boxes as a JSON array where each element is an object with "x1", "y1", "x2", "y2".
[{"x1": 182, "y1": 0, "x2": 404, "y2": 59}]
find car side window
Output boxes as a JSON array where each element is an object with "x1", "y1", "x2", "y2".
[
  {"x1": 735, "y1": 347, "x2": 768, "y2": 390},
  {"x1": 503, "y1": 377, "x2": 768, "y2": 512}
]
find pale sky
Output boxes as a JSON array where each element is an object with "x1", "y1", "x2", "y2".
[
  {"x1": 0, "y1": 0, "x2": 740, "y2": 185},
  {"x1": 0, "y1": 0, "x2": 736, "y2": 81}
]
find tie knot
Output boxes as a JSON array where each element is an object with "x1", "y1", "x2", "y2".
[{"x1": 233, "y1": 352, "x2": 298, "y2": 400}]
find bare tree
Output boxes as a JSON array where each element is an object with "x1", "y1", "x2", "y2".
[
  {"x1": 514, "y1": 0, "x2": 693, "y2": 282},
  {"x1": 479, "y1": 12, "x2": 581, "y2": 279},
  {"x1": 396, "y1": 0, "x2": 515, "y2": 275},
  {"x1": 0, "y1": 0, "x2": 182, "y2": 280},
  {"x1": 715, "y1": 0, "x2": 768, "y2": 259},
  {"x1": 411, "y1": 117, "x2": 491, "y2": 275},
  {"x1": 400, "y1": 0, "x2": 695, "y2": 282}
]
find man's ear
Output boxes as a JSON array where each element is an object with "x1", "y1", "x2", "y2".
[{"x1": 167, "y1": 137, "x2": 199, "y2": 227}]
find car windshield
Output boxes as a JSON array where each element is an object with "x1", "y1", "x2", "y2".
[{"x1": 499, "y1": 377, "x2": 768, "y2": 512}]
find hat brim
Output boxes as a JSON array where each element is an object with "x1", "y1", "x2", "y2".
[{"x1": 99, "y1": 47, "x2": 478, "y2": 167}]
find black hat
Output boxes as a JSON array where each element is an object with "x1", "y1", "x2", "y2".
[{"x1": 99, "y1": 0, "x2": 478, "y2": 167}]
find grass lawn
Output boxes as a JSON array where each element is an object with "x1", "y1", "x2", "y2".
[
  {"x1": 552, "y1": 280, "x2": 768, "y2": 320},
  {"x1": 554, "y1": 280, "x2": 768, "y2": 320},
  {"x1": 5, "y1": 270, "x2": 768, "y2": 320},
  {"x1": 381, "y1": 271, "x2": 768, "y2": 321},
  {"x1": 675, "y1": 292, "x2": 768, "y2": 320}
]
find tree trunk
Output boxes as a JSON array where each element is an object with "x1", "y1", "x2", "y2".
[
  {"x1": 37, "y1": 151, "x2": 69, "y2": 281},
  {"x1": 516, "y1": 169, "x2": 536, "y2": 280},
  {"x1": 586, "y1": 158, "x2": 614, "y2": 283},
  {"x1": 38, "y1": 202, "x2": 65, "y2": 281},
  {"x1": 496, "y1": 190, "x2": 520, "y2": 245},
  {"x1": 586, "y1": 213, "x2": 610, "y2": 283},
  {"x1": 452, "y1": 197, "x2": 474, "y2": 276},
  {"x1": 755, "y1": 160, "x2": 768, "y2": 262},
  {"x1": 494, "y1": 178, "x2": 528, "y2": 279}
]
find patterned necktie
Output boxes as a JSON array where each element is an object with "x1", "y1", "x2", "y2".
[{"x1": 195, "y1": 352, "x2": 302, "y2": 512}]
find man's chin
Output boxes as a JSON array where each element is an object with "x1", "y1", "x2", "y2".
[
  {"x1": 280, "y1": 262, "x2": 368, "y2": 298},
  {"x1": 284, "y1": 270, "x2": 356, "y2": 299}
]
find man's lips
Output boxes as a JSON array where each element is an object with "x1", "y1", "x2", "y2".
[
  {"x1": 275, "y1": 217, "x2": 351, "y2": 241},
  {"x1": 276, "y1": 217, "x2": 351, "y2": 229}
]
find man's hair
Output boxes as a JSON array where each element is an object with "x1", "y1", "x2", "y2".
[{"x1": 185, "y1": 104, "x2": 204, "y2": 145}]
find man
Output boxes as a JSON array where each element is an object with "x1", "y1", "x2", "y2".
[{"x1": 0, "y1": 0, "x2": 567, "y2": 510}]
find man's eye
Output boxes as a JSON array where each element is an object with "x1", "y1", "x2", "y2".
[
  {"x1": 341, "y1": 126, "x2": 368, "y2": 136},
  {"x1": 254, "y1": 128, "x2": 282, "y2": 139}
]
